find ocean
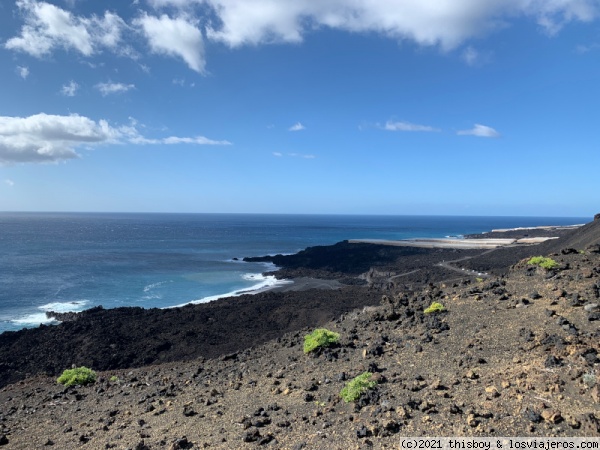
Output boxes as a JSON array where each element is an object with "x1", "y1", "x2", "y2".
[{"x1": 0, "y1": 212, "x2": 588, "y2": 334}]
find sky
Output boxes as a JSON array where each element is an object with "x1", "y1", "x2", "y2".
[{"x1": 0, "y1": 0, "x2": 599, "y2": 217}]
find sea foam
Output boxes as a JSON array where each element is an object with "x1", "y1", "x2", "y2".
[
  {"x1": 11, "y1": 300, "x2": 89, "y2": 326},
  {"x1": 167, "y1": 272, "x2": 292, "y2": 308}
]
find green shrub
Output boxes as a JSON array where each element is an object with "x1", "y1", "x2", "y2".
[
  {"x1": 303, "y1": 328, "x2": 340, "y2": 353},
  {"x1": 424, "y1": 302, "x2": 446, "y2": 314},
  {"x1": 57, "y1": 366, "x2": 97, "y2": 386},
  {"x1": 528, "y1": 256, "x2": 559, "y2": 270},
  {"x1": 340, "y1": 372, "x2": 377, "y2": 402},
  {"x1": 109, "y1": 375, "x2": 120, "y2": 383}
]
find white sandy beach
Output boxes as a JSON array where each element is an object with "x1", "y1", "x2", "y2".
[{"x1": 348, "y1": 236, "x2": 558, "y2": 249}]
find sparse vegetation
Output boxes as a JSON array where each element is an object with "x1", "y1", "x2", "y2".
[
  {"x1": 476, "y1": 277, "x2": 484, "y2": 283},
  {"x1": 528, "y1": 256, "x2": 559, "y2": 270},
  {"x1": 303, "y1": 328, "x2": 340, "y2": 353},
  {"x1": 582, "y1": 371, "x2": 597, "y2": 388},
  {"x1": 424, "y1": 302, "x2": 446, "y2": 314},
  {"x1": 57, "y1": 367, "x2": 97, "y2": 386},
  {"x1": 340, "y1": 372, "x2": 377, "y2": 402},
  {"x1": 109, "y1": 375, "x2": 120, "y2": 383}
]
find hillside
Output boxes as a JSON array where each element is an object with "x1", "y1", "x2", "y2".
[{"x1": 0, "y1": 218, "x2": 598, "y2": 448}]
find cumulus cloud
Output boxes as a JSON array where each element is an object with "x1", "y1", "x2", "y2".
[
  {"x1": 134, "y1": 13, "x2": 205, "y2": 73},
  {"x1": 4, "y1": 179, "x2": 15, "y2": 187},
  {"x1": 289, "y1": 122, "x2": 305, "y2": 131},
  {"x1": 6, "y1": 1, "x2": 598, "y2": 72},
  {"x1": 17, "y1": 66, "x2": 30, "y2": 79},
  {"x1": 0, "y1": 113, "x2": 231, "y2": 165},
  {"x1": 194, "y1": 0, "x2": 600, "y2": 49},
  {"x1": 95, "y1": 82, "x2": 135, "y2": 96},
  {"x1": 457, "y1": 124, "x2": 500, "y2": 138},
  {"x1": 5, "y1": 0, "x2": 126, "y2": 57},
  {"x1": 383, "y1": 120, "x2": 440, "y2": 132},
  {"x1": 61, "y1": 80, "x2": 79, "y2": 96}
]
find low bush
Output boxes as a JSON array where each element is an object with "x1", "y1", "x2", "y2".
[
  {"x1": 303, "y1": 328, "x2": 340, "y2": 353},
  {"x1": 340, "y1": 372, "x2": 377, "y2": 402},
  {"x1": 424, "y1": 302, "x2": 446, "y2": 314},
  {"x1": 528, "y1": 256, "x2": 559, "y2": 270},
  {"x1": 57, "y1": 366, "x2": 97, "y2": 386}
]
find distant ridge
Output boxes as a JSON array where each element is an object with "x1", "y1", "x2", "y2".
[{"x1": 541, "y1": 213, "x2": 600, "y2": 253}]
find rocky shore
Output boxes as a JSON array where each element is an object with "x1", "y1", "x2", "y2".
[{"x1": 0, "y1": 217, "x2": 599, "y2": 448}]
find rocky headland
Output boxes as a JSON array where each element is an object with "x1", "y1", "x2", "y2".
[{"x1": 0, "y1": 217, "x2": 599, "y2": 448}]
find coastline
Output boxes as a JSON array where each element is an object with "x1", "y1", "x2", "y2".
[{"x1": 0, "y1": 216, "x2": 598, "y2": 446}]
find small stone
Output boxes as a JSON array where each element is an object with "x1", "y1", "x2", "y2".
[
  {"x1": 591, "y1": 386, "x2": 600, "y2": 403},
  {"x1": 465, "y1": 370, "x2": 479, "y2": 380},
  {"x1": 541, "y1": 410, "x2": 563, "y2": 424},
  {"x1": 356, "y1": 425, "x2": 370, "y2": 438},
  {"x1": 467, "y1": 414, "x2": 479, "y2": 427},
  {"x1": 584, "y1": 303, "x2": 599, "y2": 312},
  {"x1": 523, "y1": 407, "x2": 542, "y2": 423},
  {"x1": 485, "y1": 386, "x2": 500, "y2": 398},
  {"x1": 544, "y1": 355, "x2": 563, "y2": 368},
  {"x1": 242, "y1": 429, "x2": 261, "y2": 443},
  {"x1": 431, "y1": 379, "x2": 445, "y2": 390},
  {"x1": 182, "y1": 405, "x2": 197, "y2": 417},
  {"x1": 257, "y1": 434, "x2": 274, "y2": 445},
  {"x1": 383, "y1": 419, "x2": 400, "y2": 433},
  {"x1": 303, "y1": 393, "x2": 314, "y2": 402}
]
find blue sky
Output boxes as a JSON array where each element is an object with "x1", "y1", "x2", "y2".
[{"x1": 0, "y1": 0, "x2": 599, "y2": 217}]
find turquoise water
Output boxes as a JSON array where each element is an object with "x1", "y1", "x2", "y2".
[{"x1": 0, "y1": 212, "x2": 588, "y2": 333}]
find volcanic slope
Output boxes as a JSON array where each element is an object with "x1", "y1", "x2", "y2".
[{"x1": 0, "y1": 220, "x2": 599, "y2": 448}]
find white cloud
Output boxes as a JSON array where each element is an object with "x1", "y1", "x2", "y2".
[
  {"x1": 289, "y1": 122, "x2": 305, "y2": 131},
  {"x1": 5, "y1": 0, "x2": 125, "y2": 57},
  {"x1": 6, "y1": 1, "x2": 597, "y2": 74},
  {"x1": 272, "y1": 151, "x2": 315, "y2": 158},
  {"x1": 0, "y1": 113, "x2": 232, "y2": 165},
  {"x1": 195, "y1": 0, "x2": 599, "y2": 49},
  {"x1": 576, "y1": 42, "x2": 600, "y2": 53},
  {"x1": 130, "y1": 135, "x2": 231, "y2": 145},
  {"x1": 288, "y1": 152, "x2": 315, "y2": 159},
  {"x1": 4, "y1": 179, "x2": 15, "y2": 187},
  {"x1": 134, "y1": 13, "x2": 205, "y2": 73},
  {"x1": 457, "y1": 124, "x2": 501, "y2": 138},
  {"x1": 462, "y1": 46, "x2": 479, "y2": 66},
  {"x1": 0, "y1": 113, "x2": 117, "y2": 164},
  {"x1": 61, "y1": 80, "x2": 79, "y2": 96},
  {"x1": 95, "y1": 82, "x2": 135, "y2": 96},
  {"x1": 461, "y1": 45, "x2": 492, "y2": 66},
  {"x1": 17, "y1": 66, "x2": 30, "y2": 79},
  {"x1": 383, "y1": 120, "x2": 440, "y2": 132}
]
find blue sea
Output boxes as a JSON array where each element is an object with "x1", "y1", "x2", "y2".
[{"x1": 0, "y1": 213, "x2": 588, "y2": 334}]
